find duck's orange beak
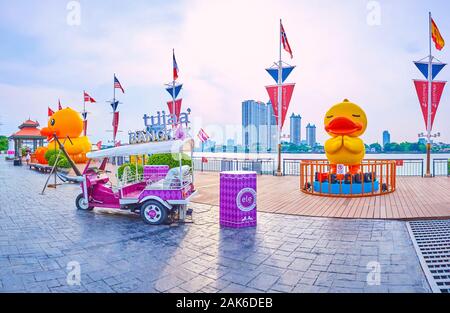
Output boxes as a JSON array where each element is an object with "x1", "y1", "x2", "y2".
[
  {"x1": 41, "y1": 127, "x2": 59, "y2": 141},
  {"x1": 325, "y1": 117, "x2": 362, "y2": 136}
]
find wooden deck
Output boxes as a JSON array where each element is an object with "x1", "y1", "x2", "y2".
[{"x1": 192, "y1": 172, "x2": 450, "y2": 220}]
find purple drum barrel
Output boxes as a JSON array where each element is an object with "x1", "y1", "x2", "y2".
[{"x1": 220, "y1": 171, "x2": 257, "y2": 228}]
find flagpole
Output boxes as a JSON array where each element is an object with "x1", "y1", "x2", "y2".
[
  {"x1": 172, "y1": 49, "x2": 176, "y2": 127},
  {"x1": 426, "y1": 12, "x2": 433, "y2": 177},
  {"x1": 277, "y1": 19, "x2": 283, "y2": 176},
  {"x1": 83, "y1": 90, "x2": 87, "y2": 136},
  {"x1": 113, "y1": 73, "x2": 116, "y2": 146}
]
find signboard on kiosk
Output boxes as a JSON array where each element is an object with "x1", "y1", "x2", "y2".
[{"x1": 128, "y1": 109, "x2": 191, "y2": 145}]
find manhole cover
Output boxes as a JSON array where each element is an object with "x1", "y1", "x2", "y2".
[{"x1": 407, "y1": 220, "x2": 450, "y2": 293}]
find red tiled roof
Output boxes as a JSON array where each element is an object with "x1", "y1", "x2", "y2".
[
  {"x1": 10, "y1": 119, "x2": 46, "y2": 139},
  {"x1": 19, "y1": 119, "x2": 40, "y2": 129},
  {"x1": 10, "y1": 128, "x2": 45, "y2": 138}
]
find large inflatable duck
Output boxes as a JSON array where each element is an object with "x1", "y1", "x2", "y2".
[
  {"x1": 35, "y1": 107, "x2": 91, "y2": 164},
  {"x1": 324, "y1": 99, "x2": 367, "y2": 174}
]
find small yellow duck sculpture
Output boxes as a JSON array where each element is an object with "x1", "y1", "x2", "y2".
[
  {"x1": 324, "y1": 99, "x2": 367, "y2": 174},
  {"x1": 35, "y1": 107, "x2": 91, "y2": 164}
]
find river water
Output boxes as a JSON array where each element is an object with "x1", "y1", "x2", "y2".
[{"x1": 193, "y1": 152, "x2": 450, "y2": 162}]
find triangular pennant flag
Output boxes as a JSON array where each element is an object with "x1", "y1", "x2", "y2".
[
  {"x1": 83, "y1": 120, "x2": 88, "y2": 137},
  {"x1": 112, "y1": 111, "x2": 120, "y2": 140},
  {"x1": 265, "y1": 83, "x2": 296, "y2": 128},
  {"x1": 413, "y1": 62, "x2": 446, "y2": 80},
  {"x1": 58, "y1": 99, "x2": 63, "y2": 110},
  {"x1": 167, "y1": 99, "x2": 183, "y2": 122},
  {"x1": 110, "y1": 100, "x2": 119, "y2": 112},
  {"x1": 165, "y1": 84, "x2": 183, "y2": 99},
  {"x1": 265, "y1": 66, "x2": 295, "y2": 83},
  {"x1": 413, "y1": 80, "x2": 446, "y2": 130},
  {"x1": 48, "y1": 107, "x2": 55, "y2": 117}
]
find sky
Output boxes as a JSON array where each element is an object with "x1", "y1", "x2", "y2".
[{"x1": 0, "y1": 0, "x2": 449, "y2": 146}]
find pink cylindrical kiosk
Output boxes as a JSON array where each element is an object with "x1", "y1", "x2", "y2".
[{"x1": 220, "y1": 171, "x2": 257, "y2": 228}]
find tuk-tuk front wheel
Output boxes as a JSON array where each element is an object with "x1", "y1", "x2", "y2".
[
  {"x1": 140, "y1": 200, "x2": 168, "y2": 225},
  {"x1": 76, "y1": 193, "x2": 94, "y2": 211}
]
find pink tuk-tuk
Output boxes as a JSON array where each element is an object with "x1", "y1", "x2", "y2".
[{"x1": 75, "y1": 138, "x2": 196, "y2": 225}]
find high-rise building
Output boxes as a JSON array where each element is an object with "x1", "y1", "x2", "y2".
[
  {"x1": 306, "y1": 123, "x2": 316, "y2": 147},
  {"x1": 382, "y1": 130, "x2": 391, "y2": 147},
  {"x1": 290, "y1": 113, "x2": 301, "y2": 145},
  {"x1": 242, "y1": 100, "x2": 277, "y2": 152}
]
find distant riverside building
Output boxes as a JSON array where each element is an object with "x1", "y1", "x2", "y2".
[
  {"x1": 383, "y1": 130, "x2": 391, "y2": 147},
  {"x1": 226, "y1": 138, "x2": 235, "y2": 147},
  {"x1": 290, "y1": 113, "x2": 301, "y2": 145},
  {"x1": 242, "y1": 100, "x2": 277, "y2": 152},
  {"x1": 306, "y1": 123, "x2": 316, "y2": 147}
]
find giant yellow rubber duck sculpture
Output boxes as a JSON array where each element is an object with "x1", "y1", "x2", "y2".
[
  {"x1": 324, "y1": 99, "x2": 367, "y2": 174},
  {"x1": 35, "y1": 107, "x2": 91, "y2": 164}
]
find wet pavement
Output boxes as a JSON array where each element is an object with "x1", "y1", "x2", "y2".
[{"x1": 0, "y1": 158, "x2": 430, "y2": 292}]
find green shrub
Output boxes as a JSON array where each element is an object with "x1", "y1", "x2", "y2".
[
  {"x1": 48, "y1": 153, "x2": 72, "y2": 168},
  {"x1": 57, "y1": 157, "x2": 72, "y2": 169},
  {"x1": 146, "y1": 153, "x2": 191, "y2": 169},
  {"x1": 117, "y1": 163, "x2": 143, "y2": 180},
  {"x1": 44, "y1": 149, "x2": 58, "y2": 162}
]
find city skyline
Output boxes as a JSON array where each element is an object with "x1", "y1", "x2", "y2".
[{"x1": 0, "y1": 1, "x2": 450, "y2": 146}]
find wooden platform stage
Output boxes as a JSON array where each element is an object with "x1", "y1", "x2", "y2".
[{"x1": 192, "y1": 172, "x2": 450, "y2": 220}]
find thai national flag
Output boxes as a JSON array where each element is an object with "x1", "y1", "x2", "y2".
[
  {"x1": 114, "y1": 75, "x2": 125, "y2": 93},
  {"x1": 281, "y1": 21, "x2": 293, "y2": 59},
  {"x1": 197, "y1": 128, "x2": 210, "y2": 143},
  {"x1": 173, "y1": 49, "x2": 179, "y2": 81}
]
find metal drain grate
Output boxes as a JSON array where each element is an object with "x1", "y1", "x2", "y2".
[{"x1": 407, "y1": 220, "x2": 450, "y2": 293}]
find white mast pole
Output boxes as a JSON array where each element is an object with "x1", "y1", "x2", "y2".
[
  {"x1": 426, "y1": 12, "x2": 433, "y2": 176},
  {"x1": 83, "y1": 90, "x2": 86, "y2": 136},
  {"x1": 277, "y1": 19, "x2": 283, "y2": 176},
  {"x1": 113, "y1": 73, "x2": 116, "y2": 146},
  {"x1": 172, "y1": 49, "x2": 176, "y2": 127}
]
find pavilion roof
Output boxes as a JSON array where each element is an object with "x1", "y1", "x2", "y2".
[{"x1": 9, "y1": 119, "x2": 46, "y2": 139}]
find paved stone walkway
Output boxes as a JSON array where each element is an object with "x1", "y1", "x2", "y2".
[{"x1": 0, "y1": 159, "x2": 430, "y2": 292}]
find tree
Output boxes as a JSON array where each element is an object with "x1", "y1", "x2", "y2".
[
  {"x1": 0, "y1": 136, "x2": 7, "y2": 151},
  {"x1": 369, "y1": 143, "x2": 382, "y2": 152},
  {"x1": 384, "y1": 142, "x2": 400, "y2": 152}
]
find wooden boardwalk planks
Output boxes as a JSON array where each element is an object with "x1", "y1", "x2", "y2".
[{"x1": 192, "y1": 172, "x2": 450, "y2": 220}]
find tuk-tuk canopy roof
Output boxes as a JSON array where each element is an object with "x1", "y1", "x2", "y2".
[{"x1": 86, "y1": 138, "x2": 194, "y2": 159}]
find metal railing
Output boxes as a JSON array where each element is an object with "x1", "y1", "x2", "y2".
[
  {"x1": 432, "y1": 158, "x2": 449, "y2": 176},
  {"x1": 192, "y1": 156, "x2": 449, "y2": 177},
  {"x1": 192, "y1": 157, "x2": 275, "y2": 175},
  {"x1": 284, "y1": 158, "x2": 424, "y2": 177}
]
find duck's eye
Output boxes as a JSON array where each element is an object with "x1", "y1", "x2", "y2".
[
  {"x1": 326, "y1": 115, "x2": 334, "y2": 119},
  {"x1": 50, "y1": 119, "x2": 55, "y2": 126},
  {"x1": 352, "y1": 114, "x2": 360, "y2": 118}
]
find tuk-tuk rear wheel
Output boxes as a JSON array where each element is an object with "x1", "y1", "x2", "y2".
[
  {"x1": 140, "y1": 200, "x2": 168, "y2": 225},
  {"x1": 76, "y1": 193, "x2": 94, "y2": 211}
]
